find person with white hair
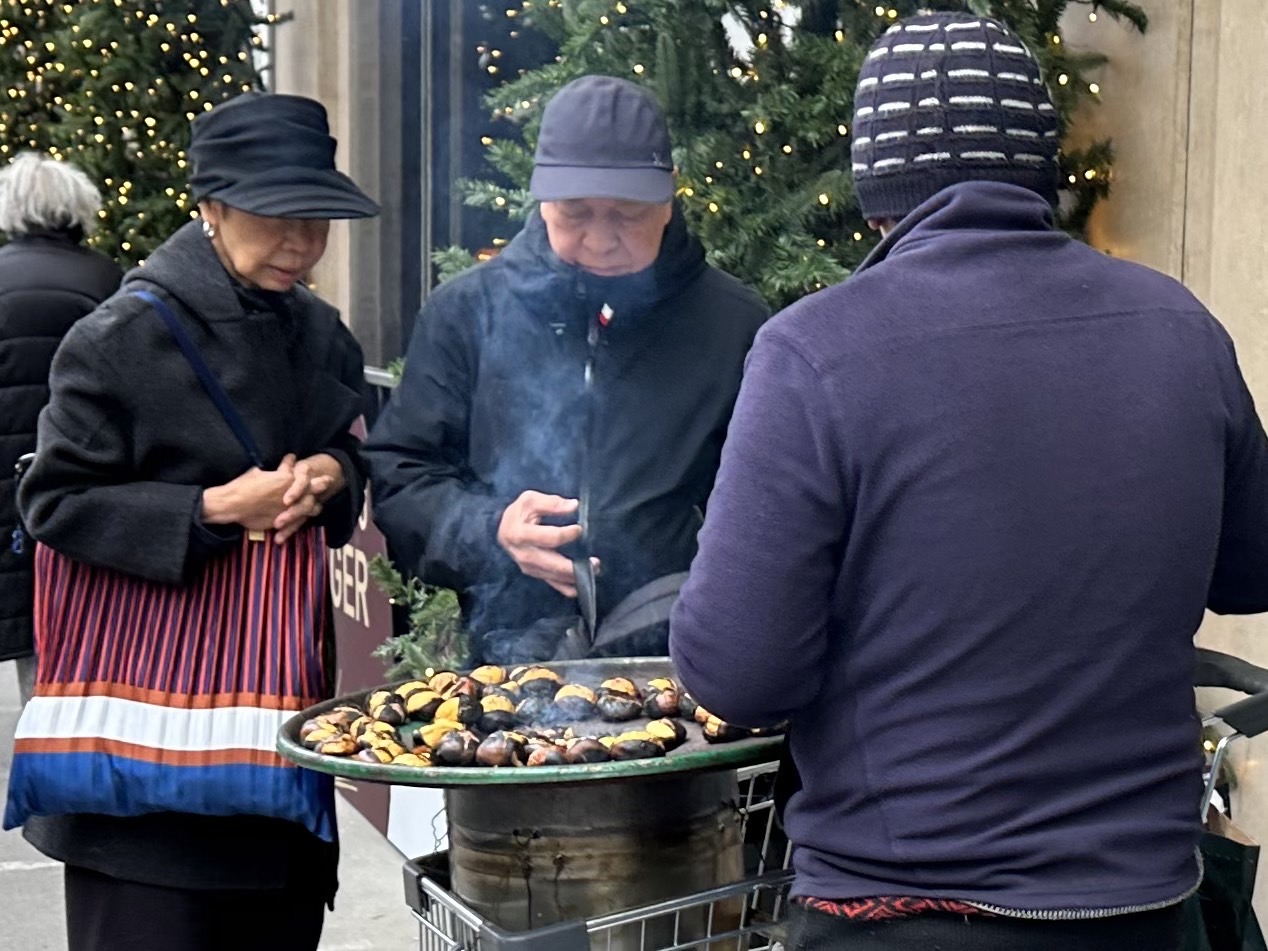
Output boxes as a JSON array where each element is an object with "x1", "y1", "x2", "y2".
[{"x1": 0, "y1": 152, "x2": 121, "y2": 702}]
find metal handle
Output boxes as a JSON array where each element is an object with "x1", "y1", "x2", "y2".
[{"x1": 1196, "y1": 649, "x2": 1268, "y2": 818}]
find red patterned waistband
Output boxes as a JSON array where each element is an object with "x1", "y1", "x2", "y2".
[{"x1": 797, "y1": 896, "x2": 990, "y2": 921}]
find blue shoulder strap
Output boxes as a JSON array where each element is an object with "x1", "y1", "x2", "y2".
[{"x1": 130, "y1": 289, "x2": 265, "y2": 468}]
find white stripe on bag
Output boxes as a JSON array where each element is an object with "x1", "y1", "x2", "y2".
[{"x1": 15, "y1": 695, "x2": 289, "y2": 751}]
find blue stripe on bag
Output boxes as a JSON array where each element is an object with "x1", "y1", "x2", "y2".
[{"x1": 4, "y1": 753, "x2": 335, "y2": 841}]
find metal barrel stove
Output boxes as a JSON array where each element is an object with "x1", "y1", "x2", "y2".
[{"x1": 279, "y1": 657, "x2": 793, "y2": 950}]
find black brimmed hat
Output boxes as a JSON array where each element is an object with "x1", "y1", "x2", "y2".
[{"x1": 189, "y1": 92, "x2": 379, "y2": 220}]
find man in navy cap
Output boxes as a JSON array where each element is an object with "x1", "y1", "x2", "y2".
[{"x1": 365, "y1": 75, "x2": 768, "y2": 664}]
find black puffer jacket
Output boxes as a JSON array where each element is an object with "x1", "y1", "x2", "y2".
[
  {"x1": 0, "y1": 228, "x2": 121, "y2": 662},
  {"x1": 365, "y1": 205, "x2": 769, "y2": 662}
]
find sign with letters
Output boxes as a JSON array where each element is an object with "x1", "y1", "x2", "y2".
[{"x1": 329, "y1": 417, "x2": 395, "y2": 835}]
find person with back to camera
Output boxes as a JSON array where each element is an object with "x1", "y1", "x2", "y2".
[
  {"x1": 12, "y1": 92, "x2": 378, "y2": 951},
  {"x1": 672, "y1": 11, "x2": 1268, "y2": 951},
  {"x1": 0, "y1": 152, "x2": 121, "y2": 705},
  {"x1": 364, "y1": 75, "x2": 769, "y2": 666}
]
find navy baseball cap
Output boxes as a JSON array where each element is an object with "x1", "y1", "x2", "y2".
[{"x1": 530, "y1": 75, "x2": 674, "y2": 204}]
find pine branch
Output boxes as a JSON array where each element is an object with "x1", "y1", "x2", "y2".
[
  {"x1": 367, "y1": 555, "x2": 466, "y2": 679},
  {"x1": 431, "y1": 246, "x2": 480, "y2": 284}
]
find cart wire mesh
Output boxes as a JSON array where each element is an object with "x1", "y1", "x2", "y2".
[{"x1": 404, "y1": 761, "x2": 794, "y2": 951}]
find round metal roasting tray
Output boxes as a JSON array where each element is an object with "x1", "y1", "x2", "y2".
[{"x1": 276, "y1": 657, "x2": 784, "y2": 787}]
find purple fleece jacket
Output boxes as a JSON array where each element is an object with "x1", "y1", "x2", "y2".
[{"x1": 671, "y1": 181, "x2": 1268, "y2": 911}]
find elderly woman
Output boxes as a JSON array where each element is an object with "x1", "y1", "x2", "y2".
[
  {"x1": 12, "y1": 93, "x2": 377, "y2": 951},
  {"x1": 0, "y1": 153, "x2": 121, "y2": 702}
]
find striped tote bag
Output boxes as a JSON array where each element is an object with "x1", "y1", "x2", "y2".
[
  {"x1": 4, "y1": 290, "x2": 338, "y2": 841},
  {"x1": 3, "y1": 526, "x2": 336, "y2": 841}
]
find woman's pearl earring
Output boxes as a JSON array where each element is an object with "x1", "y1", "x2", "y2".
[{"x1": 202, "y1": 219, "x2": 216, "y2": 240}]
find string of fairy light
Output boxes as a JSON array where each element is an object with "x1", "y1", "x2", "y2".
[
  {"x1": 478, "y1": 0, "x2": 1116, "y2": 238},
  {"x1": 0, "y1": 0, "x2": 274, "y2": 257}
]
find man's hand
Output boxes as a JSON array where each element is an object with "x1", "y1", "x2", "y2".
[{"x1": 497, "y1": 490, "x2": 598, "y2": 598}]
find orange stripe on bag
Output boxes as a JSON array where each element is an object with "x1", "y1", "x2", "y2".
[{"x1": 13, "y1": 736, "x2": 296, "y2": 768}]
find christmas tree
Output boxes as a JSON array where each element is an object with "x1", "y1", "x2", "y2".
[
  {"x1": 0, "y1": 0, "x2": 277, "y2": 265},
  {"x1": 441, "y1": 0, "x2": 1148, "y2": 310}
]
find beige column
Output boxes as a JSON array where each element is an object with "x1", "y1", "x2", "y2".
[
  {"x1": 1066, "y1": 0, "x2": 1268, "y2": 913},
  {"x1": 265, "y1": 0, "x2": 392, "y2": 363}
]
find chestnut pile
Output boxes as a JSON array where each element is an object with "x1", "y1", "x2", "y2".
[{"x1": 299, "y1": 664, "x2": 773, "y2": 770}]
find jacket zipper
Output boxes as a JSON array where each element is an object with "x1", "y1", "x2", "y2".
[
  {"x1": 966, "y1": 854, "x2": 1201, "y2": 920},
  {"x1": 578, "y1": 300, "x2": 613, "y2": 548}
]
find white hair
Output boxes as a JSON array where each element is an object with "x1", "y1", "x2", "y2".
[{"x1": 0, "y1": 151, "x2": 104, "y2": 236}]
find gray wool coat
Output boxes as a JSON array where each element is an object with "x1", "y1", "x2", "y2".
[
  {"x1": 19, "y1": 221, "x2": 367, "y2": 581},
  {"x1": 15, "y1": 220, "x2": 367, "y2": 897}
]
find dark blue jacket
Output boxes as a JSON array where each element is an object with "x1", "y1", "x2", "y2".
[
  {"x1": 672, "y1": 182, "x2": 1268, "y2": 911},
  {"x1": 365, "y1": 206, "x2": 768, "y2": 662}
]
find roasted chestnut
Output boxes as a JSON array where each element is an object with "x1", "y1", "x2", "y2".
[
  {"x1": 646, "y1": 677, "x2": 678, "y2": 694},
  {"x1": 524, "y1": 726, "x2": 567, "y2": 745},
  {"x1": 595, "y1": 693, "x2": 643, "y2": 722},
  {"x1": 404, "y1": 689, "x2": 444, "y2": 720},
  {"x1": 434, "y1": 694, "x2": 481, "y2": 726},
  {"x1": 514, "y1": 696, "x2": 551, "y2": 725},
  {"x1": 552, "y1": 684, "x2": 597, "y2": 720},
  {"x1": 565, "y1": 737, "x2": 611, "y2": 764},
  {"x1": 679, "y1": 692, "x2": 700, "y2": 720},
  {"x1": 315, "y1": 734, "x2": 358, "y2": 756},
  {"x1": 475, "y1": 731, "x2": 526, "y2": 767},
  {"x1": 414, "y1": 719, "x2": 463, "y2": 749},
  {"x1": 355, "y1": 747, "x2": 394, "y2": 764},
  {"x1": 600, "y1": 677, "x2": 641, "y2": 700},
  {"x1": 432, "y1": 730, "x2": 481, "y2": 766},
  {"x1": 301, "y1": 724, "x2": 342, "y2": 749},
  {"x1": 479, "y1": 695, "x2": 518, "y2": 734},
  {"x1": 525, "y1": 744, "x2": 567, "y2": 767},
  {"x1": 370, "y1": 700, "x2": 407, "y2": 726},
  {"x1": 367, "y1": 738, "x2": 408, "y2": 759},
  {"x1": 469, "y1": 665, "x2": 508, "y2": 686},
  {"x1": 394, "y1": 681, "x2": 430, "y2": 700},
  {"x1": 428, "y1": 670, "x2": 460, "y2": 695},
  {"x1": 701, "y1": 714, "x2": 750, "y2": 744},
  {"x1": 355, "y1": 722, "x2": 400, "y2": 748},
  {"x1": 609, "y1": 736, "x2": 665, "y2": 761},
  {"x1": 346, "y1": 715, "x2": 376, "y2": 739},
  {"x1": 643, "y1": 688, "x2": 681, "y2": 720},
  {"x1": 324, "y1": 705, "x2": 365, "y2": 728},
  {"x1": 366, "y1": 689, "x2": 400, "y2": 711},
  {"x1": 482, "y1": 682, "x2": 521, "y2": 703},
  {"x1": 515, "y1": 666, "x2": 562, "y2": 698},
  {"x1": 438, "y1": 676, "x2": 478, "y2": 700},
  {"x1": 646, "y1": 718, "x2": 688, "y2": 750},
  {"x1": 298, "y1": 717, "x2": 326, "y2": 741}
]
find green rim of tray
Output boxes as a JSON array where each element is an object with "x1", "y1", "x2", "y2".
[{"x1": 276, "y1": 657, "x2": 784, "y2": 787}]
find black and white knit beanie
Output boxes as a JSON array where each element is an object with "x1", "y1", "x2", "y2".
[{"x1": 851, "y1": 12, "x2": 1060, "y2": 222}]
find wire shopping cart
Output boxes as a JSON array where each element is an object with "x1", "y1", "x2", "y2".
[{"x1": 1187, "y1": 648, "x2": 1268, "y2": 951}]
